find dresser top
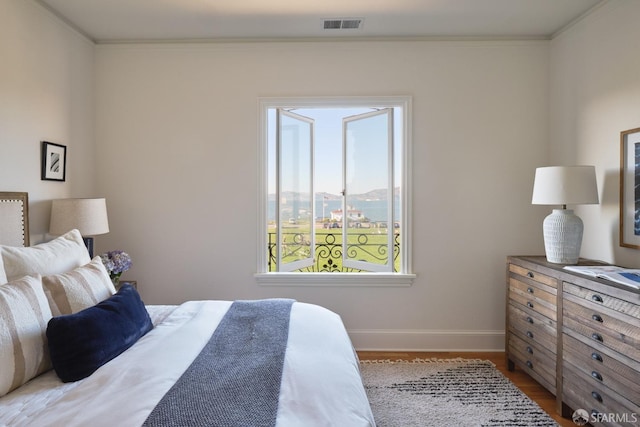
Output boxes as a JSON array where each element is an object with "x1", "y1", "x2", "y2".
[{"x1": 508, "y1": 256, "x2": 640, "y2": 296}]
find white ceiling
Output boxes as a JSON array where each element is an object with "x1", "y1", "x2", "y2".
[{"x1": 36, "y1": 0, "x2": 605, "y2": 43}]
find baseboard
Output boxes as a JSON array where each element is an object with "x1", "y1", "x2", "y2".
[{"x1": 348, "y1": 328, "x2": 505, "y2": 351}]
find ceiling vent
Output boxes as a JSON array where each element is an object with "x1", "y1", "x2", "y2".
[{"x1": 323, "y1": 18, "x2": 363, "y2": 30}]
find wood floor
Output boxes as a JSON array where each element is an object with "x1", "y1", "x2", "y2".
[{"x1": 356, "y1": 351, "x2": 574, "y2": 427}]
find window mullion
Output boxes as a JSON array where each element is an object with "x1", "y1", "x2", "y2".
[
  {"x1": 275, "y1": 109, "x2": 282, "y2": 271},
  {"x1": 387, "y1": 109, "x2": 394, "y2": 272}
]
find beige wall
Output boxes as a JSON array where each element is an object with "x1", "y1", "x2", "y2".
[
  {"x1": 0, "y1": 0, "x2": 95, "y2": 243},
  {"x1": 95, "y1": 40, "x2": 549, "y2": 349},
  {"x1": 550, "y1": 0, "x2": 640, "y2": 269}
]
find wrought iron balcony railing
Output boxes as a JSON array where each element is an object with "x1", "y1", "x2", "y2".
[{"x1": 268, "y1": 232, "x2": 400, "y2": 272}]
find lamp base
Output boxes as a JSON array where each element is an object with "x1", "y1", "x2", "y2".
[
  {"x1": 83, "y1": 237, "x2": 94, "y2": 258},
  {"x1": 542, "y1": 209, "x2": 583, "y2": 264}
]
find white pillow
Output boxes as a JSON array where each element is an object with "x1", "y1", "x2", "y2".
[
  {"x1": 1, "y1": 229, "x2": 90, "y2": 282},
  {"x1": 0, "y1": 258, "x2": 6, "y2": 284},
  {"x1": 0, "y1": 275, "x2": 52, "y2": 397},
  {"x1": 42, "y1": 257, "x2": 116, "y2": 316}
]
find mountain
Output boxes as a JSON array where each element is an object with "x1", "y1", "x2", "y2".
[{"x1": 269, "y1": 188, "x2": 400, "y2": 202}]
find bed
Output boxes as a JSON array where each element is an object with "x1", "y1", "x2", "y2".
[{"x1": 0, "y1": 193, "x2": 375, "y2": 426}]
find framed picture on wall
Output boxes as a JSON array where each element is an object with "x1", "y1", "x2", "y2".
[
  {"x1": 620, "y1": 127, "x2": 640, "y2": 249},
  {"x1": 41, "y1": 141, "x2": 67, "y2": 182}
]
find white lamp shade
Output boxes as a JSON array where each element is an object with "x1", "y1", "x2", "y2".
[
  {"x1": 50, "y1": 198, "x2": 109, "y2": 236},
  {"x1": 531, "y1": 166, "x2": 599, "y2": 206}
]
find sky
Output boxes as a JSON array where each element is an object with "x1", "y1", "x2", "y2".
[{"x1": 267, "y1": 106, "x2": 402, "y2": 195}]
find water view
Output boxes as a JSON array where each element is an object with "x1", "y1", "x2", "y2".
[{"x1": 268, "y1": 193, "x2": 401, "y2": 224}]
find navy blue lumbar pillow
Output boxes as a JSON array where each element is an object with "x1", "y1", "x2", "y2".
[{"x1": 47, "y1": 284, "x2": 153, "y2": 382}]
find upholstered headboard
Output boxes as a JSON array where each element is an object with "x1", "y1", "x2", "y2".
[{"x1": 0, "y1": 192, "x2": 30, "y2": 247}]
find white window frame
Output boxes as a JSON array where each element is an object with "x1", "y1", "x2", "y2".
[
  {"x1": 342, "y1": 108, "x2": 395, "y2": 273},
  {"x1": 276, "y1": 109, "x2": 315, "y2": 272},
  {"x1": 256, "y1": 96, "x2": 415, "y2": 287}
]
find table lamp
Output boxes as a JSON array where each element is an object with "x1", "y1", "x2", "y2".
[
  {"x1": 50, "y1": 198, "x2": 109, "y2": 257},
  {"x1": 531, "y1": 166, "x2": 599, "y2": 264}
]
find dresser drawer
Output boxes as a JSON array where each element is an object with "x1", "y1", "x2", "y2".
[
  {"x1": 508, "y1": 303, "x2": 557, "y2": 352},
  {"x1": 564, "y1": 281, "x2": 640, "y2": 319},
  {"x1": 563, "y1": 333, "x2": 640, "y2": 406},
  {"x1": 509, "y1": 263, "x2": 558, "y2": 289},
  {"x1": 563, "y1": 362, "x2": 640, "y2": 425},
  {"x1": 563, "y1": 297, "x2": 640, "y2": 362},
  {"x1": 509, "y1": 332, "x2": 556, "y2": 392},
  {"x1": 562, "y1": 385, "x2": 638, "y2": 427},
  {"x1": 509, "y1": 282, "x2": 557, "y2": 321}
]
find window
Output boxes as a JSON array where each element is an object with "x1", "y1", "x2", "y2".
[{"x1": 256, "y1": 97, "x2": 414, "y2": 286}]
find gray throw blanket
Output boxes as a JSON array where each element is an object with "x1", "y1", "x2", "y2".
[{"x1": 143, "y1": 299, "x2": 295, "y2": 427}]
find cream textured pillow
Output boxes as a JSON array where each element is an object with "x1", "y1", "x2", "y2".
[
  {"x1": 42, "y1": 257, "x2": 117, "y2": 316},
  {"x1": 0, "y1": 275, "x2": 52, "y2": 397},
  {"x1": 1, "y1": 229, "x2": 91, "y2": 282}
]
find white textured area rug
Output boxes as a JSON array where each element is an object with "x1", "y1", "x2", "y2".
[{"x1": 359, "y1": 358, "x2": 559, "y2": 427}]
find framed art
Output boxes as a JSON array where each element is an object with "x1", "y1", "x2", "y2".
[
  {"x1": 620, "y1": 127, "x2": 640, "y2": 249},
  {"x1": 41, "y1": 141, "x2": 67, "y2": 181}
]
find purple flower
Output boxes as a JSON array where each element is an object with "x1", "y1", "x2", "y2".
[{"x1": 100, "y1": 250, "x2": 132, "y2": 275}]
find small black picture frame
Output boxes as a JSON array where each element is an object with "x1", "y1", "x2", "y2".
[{"x1": 41, "y1": 141, "x2": 67, "y2": 181}]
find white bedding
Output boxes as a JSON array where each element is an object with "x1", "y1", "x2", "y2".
[{"x1": 0, "y1": 301, "x2": 375, "y2": 427}]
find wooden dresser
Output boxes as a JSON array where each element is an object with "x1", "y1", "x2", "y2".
[{"x1": 506, "y1": 256, "x2": 640, "y2": 425}]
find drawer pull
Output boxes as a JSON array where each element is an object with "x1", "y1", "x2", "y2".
[
  {"x1": 526, "y1": 331, "x2": 534, "y2": 339},
  {"x1": 591, "y1": 352, "x2": 603, "y2": 363},
  {"x1": 591, "y1": 294, "x2": 603, "y2": 303},
  {"x1": 526, "y1": 360, "x2": 533, "y2": 369},
  {"x1": 526, "y1": 346, "x2": 533, "y2": 354},
  {"x1": 527, "y1": 287, "x2": 534, "y2": 294},
  {"x1": 591, "y1": 332, "x2": 603, "y2": 342},
  {"x1": 527, "y1": 272, "x2": 534, "y2": 278},
  {"x1": 526, "y1": 302, "x2": 534, "y2": 309},
  {"x1": 591, "y1": 314, "x2": 603, "y2": 323},
  {"x1": 591, "y1": 391, "x2": 603, "y2": 403},
  {"x1": 591, "y1": 371, "x2": 603, "y2": 382},
  {"x1": 526, "y1": 316, "x2": 534, "y2": 324}
]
